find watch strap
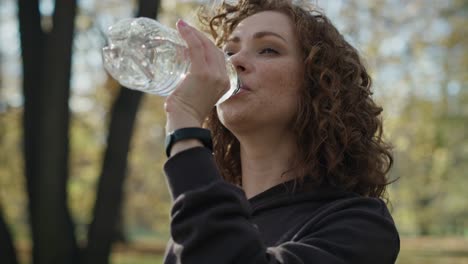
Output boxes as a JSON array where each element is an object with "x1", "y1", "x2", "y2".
[{"x1": 165, "y1": 127, "x2": 213, "y2": 157}]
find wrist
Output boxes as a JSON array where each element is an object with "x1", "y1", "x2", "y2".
[
  {"x1": 165, "y1": 111, "x2": 205, "y2": 133},
  {"x1": 166, "y1": 117, "x2": 202, "y2": 134},
  {"x1": 164, "y1": 99, "x2": 208, "y2": 133}
]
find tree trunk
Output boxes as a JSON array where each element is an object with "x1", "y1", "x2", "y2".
[
  {"x1": 82, "y1": 0, "x2": 160, "y2": 263},
  {"x1": 18, "y1": 0, "x2": 78, "y2": 263},
  {"x1": 0, "y1": 206, "x2": 18, "y2": 264}
]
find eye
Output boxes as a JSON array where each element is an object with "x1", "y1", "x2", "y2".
[
  {"x1": 225, "y1": 51, "x2": 235, "y2": 57},
  {"x1": 259, "y1": 48, "x2": 278, "y2": 55}
]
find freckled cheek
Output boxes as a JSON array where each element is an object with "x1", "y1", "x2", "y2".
[
  {"x1": 257, "y1": 69, "x2": 285, "y2": 95},
  {"x1": 264, "y1": 66, "x2": 302, "y2": 97}
]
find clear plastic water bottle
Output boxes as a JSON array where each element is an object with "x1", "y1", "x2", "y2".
[{"x1": 102, "y1": 17, "x2": 239, "y2": 103}]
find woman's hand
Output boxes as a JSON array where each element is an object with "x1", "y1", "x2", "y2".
[{"x1": 164, "y1": 19, "x2": 230, "y2": 133}]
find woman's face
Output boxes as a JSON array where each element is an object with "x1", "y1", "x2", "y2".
[{"x1": 217, "y1": 11, "x2": 304, "y2": 135}]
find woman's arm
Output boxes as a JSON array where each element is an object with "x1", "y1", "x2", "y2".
[{"x1": 163, "y1": 147, "x2": 399, "y2": 264}]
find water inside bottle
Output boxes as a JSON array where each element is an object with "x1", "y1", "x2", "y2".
[
  {"x1": 102, "y1": 17, "x2": 238, "y2": 102},
  {"x1": 103, "y1": 36, "x2": 189, "y2": 96}
]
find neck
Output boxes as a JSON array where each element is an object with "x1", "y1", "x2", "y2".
[{"x1": 237, "y1": 128, "x2": 297, "y2": 199}]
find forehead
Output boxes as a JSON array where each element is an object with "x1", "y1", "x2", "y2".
[{"x1": 231, "y1": 11, "x2": 296, "y2": 40}]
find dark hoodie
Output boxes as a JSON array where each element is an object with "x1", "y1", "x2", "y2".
[{"x1": 163, "y1": 147, "x2": 400, "y2": 264}]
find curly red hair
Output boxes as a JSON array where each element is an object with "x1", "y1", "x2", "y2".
[{"x1": 200, "y1": 0, "x2": 394, "y2": 199}]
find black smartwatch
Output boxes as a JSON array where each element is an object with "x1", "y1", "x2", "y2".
[{"x1": 165, "y1": 127, "x2": 213, "y2": 157}]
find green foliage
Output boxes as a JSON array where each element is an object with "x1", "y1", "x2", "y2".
[
  {"x1": 331, "y1": 0, "x2": 468, "y2": 236},
  {"x1": 383, "y1": 0, "x2": 467, "y2": 236},
  {"x1": 388, "y1": 96, "x2": 468, "y2": 235},
  {"x1": 0, "y1": 109, "x2": 29, "y2": 241}
]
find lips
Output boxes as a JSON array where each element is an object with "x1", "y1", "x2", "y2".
[
  {"x1": 238, "y1": 80, "x2": 251, "y2": 92},
  {"x1": 240, "y1": 84, "x2": 251, "y2": 91},
  {"x1": 236, "y1": 85, "x2": 251, "y2": 95},
  {"x1": 230, "y1": 79, "x2": 251, "y2": 98}
]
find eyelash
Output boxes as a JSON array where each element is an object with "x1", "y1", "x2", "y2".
[
  {"x1": 225, "y1": 48, "x2": 279, "y2": 56},
  {"x1": 259, "y1": 48, "x2": 278, "y2": 55}
]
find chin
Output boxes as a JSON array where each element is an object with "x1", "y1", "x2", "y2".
[{"x1": 217, "y1": 104, "x2": 253, "y2": 134}]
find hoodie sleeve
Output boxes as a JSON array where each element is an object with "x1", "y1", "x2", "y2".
[{"x1": 163, "y1": 147, "x2": 399, "y2": 264}]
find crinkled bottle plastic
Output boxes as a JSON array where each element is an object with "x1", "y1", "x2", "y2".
[{"x1": 102, "y1": 17, "x2": 239, "y2": 103}]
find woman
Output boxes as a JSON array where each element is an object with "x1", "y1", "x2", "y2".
[{"x1": 163, "y1": 0, "x2": 400, "y2": 263}]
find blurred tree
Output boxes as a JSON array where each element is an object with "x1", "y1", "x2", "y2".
[
  {"x1": 18, "y1": 0, "x2": 78, "y2": 263},
  {"x1": 16, "y1": 0, "x2": 162, "y2": 263}
]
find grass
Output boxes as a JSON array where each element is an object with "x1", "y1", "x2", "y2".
[
  {"x1": 112, "y1": 253, "x2": 164, "y2": 264},
  {"x1": 397, "y1": 236, "x2": 468, "y2": 264},
  {"x1": 16, "y1": 236, "x2": 468, "y2": 263},
  {"x1": 111, "y1": 236, "x2": 468, "y2": 264},
  {"x1": 111, "y1": 241, "x2": 166, "y2": 264}
]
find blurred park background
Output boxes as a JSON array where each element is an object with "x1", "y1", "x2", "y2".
[{"x1": 0, "y1": 0, "x2": 467, "y2": 263}]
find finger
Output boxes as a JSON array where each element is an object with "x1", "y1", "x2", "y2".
[
  {"x1": 181, "y1": 22, "x2": 227, "y2": 73},
  {"x1": 176, "y1": 20, "x2": 206, "y2": 67}
]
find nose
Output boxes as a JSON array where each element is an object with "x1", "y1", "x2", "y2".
[{"x1": 228, "y1": 51, "x2": 251, "y2": 73}]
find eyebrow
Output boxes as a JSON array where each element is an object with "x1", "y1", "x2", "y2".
[{"x1": 227, "y1": 31, "x2": 288, "y2": 44}]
